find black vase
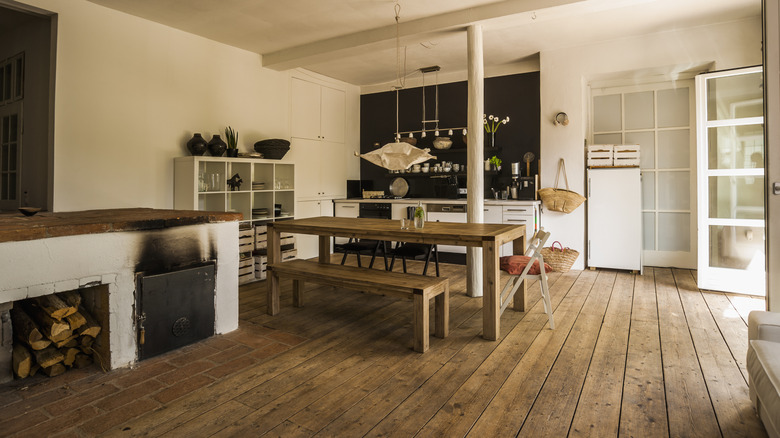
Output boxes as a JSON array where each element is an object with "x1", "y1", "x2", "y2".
[
  {"x1": 186, "y1": 133, "x2": 207, "y2": 156},
  {"x1": 208, "y1": 135, "x2": 227, "y2": 157}
]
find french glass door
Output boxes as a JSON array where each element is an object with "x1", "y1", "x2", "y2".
[
  {"x1": 695, "y1": 66, "x2": 765, "y2": 295},
  {"x1": 591, "y1": 80, "x2": 696, "y2": 268}
]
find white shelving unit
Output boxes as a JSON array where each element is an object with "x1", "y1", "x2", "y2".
[
  {"x1": 174, "y1": 156, "x2": 296, "y2": 284},
  {"x1": 174, "y1": 156, "x2": 295, "y2": 223}
]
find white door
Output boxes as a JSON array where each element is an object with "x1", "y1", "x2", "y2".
[
  {"x1": 695, "y1": 67, "x2": 765, "y2": 295},
  {"x1": 591, "y1": 80, "x2": 696, "y2": 268}
]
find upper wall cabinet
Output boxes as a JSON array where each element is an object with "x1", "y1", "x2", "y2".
[{"x1": 291, "y1": 77, "x2": 345, "y2": 143}]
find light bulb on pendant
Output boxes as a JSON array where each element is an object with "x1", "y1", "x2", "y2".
[
  {"x1": 448, "y1": 129, "x2": 453, "y2": 136},
  {"x1": 408, "y1": 132, "x2": 413, "y2": 138},
  {"x1": 421, "y1": 131, "x2": 427, "y2": 138},
  {"x1": 462, "y1": 128, "x2": 467, "y2": 135},
  {"x1": 434, "y1": 130, "x2": 439, "y2": 136},
  {"x1": 396, "y1": 133, "x2": 400, "y2": 140}
]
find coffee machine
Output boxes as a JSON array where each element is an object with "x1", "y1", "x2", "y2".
[
  {"x1": 510, "y1": 161, "x2": 537, "y2": 199},
  {"x1": 510, "y1": 162, "x2": 522, "y2": 199}
]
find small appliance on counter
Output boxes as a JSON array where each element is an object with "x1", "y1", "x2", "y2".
[{"x1": 347, "y1": 180, "x2": 373, "y2": 199}]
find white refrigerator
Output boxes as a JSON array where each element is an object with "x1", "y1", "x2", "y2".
[{"x1": 587, "y1": 168, "x2": 642, "y2": 272}]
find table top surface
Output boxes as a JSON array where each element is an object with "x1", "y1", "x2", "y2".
[
  {"x1": 271, "y1": 216, "x2": 525, "y2": 246},
  {"x1": 0, "y1": 208, "x2": 242, "y2": 243}
]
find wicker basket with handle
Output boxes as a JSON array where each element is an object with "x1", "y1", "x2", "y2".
[
  {"x1": 537, "y1": 158, "x2": 586, "y2": 213},
  {"x1": 540, "y1": 241, "x2": 579, "y2": 272}
]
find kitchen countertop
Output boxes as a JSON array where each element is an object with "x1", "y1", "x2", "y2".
[
  {"x1": 0, "y1": 208, "x2": 243, "y2": 243},
  {"x1": 334, "y1": 198, "x2": 540, "y2": 205}
]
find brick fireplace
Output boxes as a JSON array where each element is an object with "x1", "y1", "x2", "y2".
[{"x1": 0, "y1": 208, "x2": 242, "y2": 382}]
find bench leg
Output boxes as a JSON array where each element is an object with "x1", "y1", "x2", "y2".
[
  {"x1": 413, "y1": 294, "x2": 429, "y2": 353},
  {"x1": 292, "y1": 279, "x2": 304, "y2": 307},
  {"x1": 434, "y1": 285, "x2": 449, "y2": 339}
]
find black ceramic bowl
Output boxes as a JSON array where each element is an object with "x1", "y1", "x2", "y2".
[
  {"x1": 254, "y1": 139, "x2": 290, "y2": 160},
  {"x1": 19, "y1": 207, "x2": 41, "y2": 216}
]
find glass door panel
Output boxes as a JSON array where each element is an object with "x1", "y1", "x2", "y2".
[
  {"x1": 696, "y1": 66, "x2": 765, "y2": 295},
  {"x1": 591, "y1": 80, "x2": 695, "y2": 268}
]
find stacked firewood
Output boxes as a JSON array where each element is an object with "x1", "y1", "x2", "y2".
[{"x1": 10, "y1": 291, "x2": 101, "y2": 378}]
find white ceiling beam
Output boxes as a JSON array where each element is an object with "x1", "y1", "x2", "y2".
[{"x1": 261, "y1": 0, "x2": 584, "y2": 70}]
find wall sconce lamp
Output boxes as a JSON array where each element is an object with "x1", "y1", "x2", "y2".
[{"x1": 553, "y1": 112, "x2": 569, "y2": 126}]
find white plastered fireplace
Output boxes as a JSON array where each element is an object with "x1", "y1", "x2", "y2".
[{"x1": 0, "y1": 222, "x2": 239, "y2": 370}]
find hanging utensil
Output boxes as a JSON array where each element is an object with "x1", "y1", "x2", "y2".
[{"x1": 523, "y1": 152, "x2": 535, "y2": 176}]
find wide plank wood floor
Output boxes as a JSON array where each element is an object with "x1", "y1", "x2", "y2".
[{"x1": 0, "y1": 257, "x2": 769, "y2": 437}]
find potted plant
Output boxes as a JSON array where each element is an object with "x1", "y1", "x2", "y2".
[
  {"x1": 489, "y1": 155, "x2": 502, "y2": 171},
  {"x1": 225, "y1": 126, "x2": 239, "y2": 157}
]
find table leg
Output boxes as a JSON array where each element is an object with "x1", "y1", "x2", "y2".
[
  {"x1": 512, "y1": 233, "x2": 528, "y2": 312},
  {"x1": 318, "y1": 235, "x2": 330, "y2": 264},
  {"x1": 482, "y1": 241, "x2": 500, "y2": 341},
  {"x1": 266, "y1": 223, "x2": 282, "y2": 316}
]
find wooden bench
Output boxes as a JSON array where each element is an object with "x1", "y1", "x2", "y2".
[{"x1": 267, "y1": 259, "x2": 449, "y2": 353}]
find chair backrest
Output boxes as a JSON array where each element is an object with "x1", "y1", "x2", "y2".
[{"x1": 526, "y1": 228, "x2": 550, "y2": 258}]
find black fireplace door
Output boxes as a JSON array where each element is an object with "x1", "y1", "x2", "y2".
[{"x1": 137, "y1": 263, "x2": 216, "y2": 360}]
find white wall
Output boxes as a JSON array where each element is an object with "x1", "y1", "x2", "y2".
[
  {"x1": 539, "y1": 18, "x2": 762, "y2": 269},
  {"x1": 14, "y1": 0, "x2": 359, "y2": 212}
]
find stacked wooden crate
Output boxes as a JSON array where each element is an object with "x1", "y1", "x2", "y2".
[
  {"x1": 11, "y1": 291, "x2": 101, "y2": 378},
  {"x1": 253, "y1": 225, "x2": 297, "y2": 281},
  {"x1": 587, "y1": 144, "x2": 640, "y2": 168},
  {"x1": 238, "y1": 224, "x2": 255, "y2": 285}
]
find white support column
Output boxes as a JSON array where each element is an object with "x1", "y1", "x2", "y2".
[{"x1": 466, "y1": 24, "x2": 485, "y2": 297}]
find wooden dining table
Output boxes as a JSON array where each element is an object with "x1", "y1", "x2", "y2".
[{"x1": 266, "y1": 216, "x2": 527, "y2": 341}]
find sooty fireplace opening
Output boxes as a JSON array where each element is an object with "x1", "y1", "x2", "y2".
[{"x1": 136, "y1": 262, "x2": 216, "y2": 360}]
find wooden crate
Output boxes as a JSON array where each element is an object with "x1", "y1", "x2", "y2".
[{"x1": 587, "y1": 144, "x2": 614, "y2": 167}]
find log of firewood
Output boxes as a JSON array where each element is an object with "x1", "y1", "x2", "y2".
[
  {"x1": 56, "y1": 290, "x2": 81, "y2": 309},
  {"x1": 61, "y1": 347, "x2": 80, "y2": 367},
  {"x1": 32, "y1": 345, "x2": 64, "y2": 368},
  {"x1": 65, "y1": 311, "x2": 87, "y2": 331},
  {"x1": 80, "y1": 335, "x2": 94, "y2": 349},
  {"x1": 10, "y1": 307, "x2": 51, "y2": 350},
  {"x1": 21, "y1": 301, "x2": 70, "y2": 341},
  {"x1": 49, "y1": 328, "x2": 73, "y2": 344},
  {"x1": 76, "y1": 306, "x2": 101, "y2": 338},
  {"x1": 54, "y1": 334, "x2": 78, "y2": 348},
  {"x1": 63, "y1": 338, "x2": 79, "y2": 348},
  {"x1": 42, "y1": 363, "x2": 66, "y2": 377},
  {"x1": 29, "y1": 363, "x2": 40, "y2": 377},
  {"x1": 31, "y1": 294, "x2": 76, "y2": 320},
  {"x1": 72, "y1": 353, "x2": 93, "y2": 369},
  {"x1": 13, "y1": 344, "x2": 32, "y2": 378}
]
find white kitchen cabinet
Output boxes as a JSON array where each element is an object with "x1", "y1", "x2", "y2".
[
  {"x1": 587, "y1": 168, "x2": 642, "y2": 271},
  {"x1": 291, "y1": 77, "x2": 345, "y2": 143},
  {"x1": 334, "y1": 201, "x2": 359, "y2": 245},
  {"x1": 291, "y1": 137, "x2": 346, "y2": 200},
  {"x1": 295, "y1": 199, "x2": 334, "y2": 259},
  {"x1": 290, "y1": 77, "x2": 347, "y2": 201}
]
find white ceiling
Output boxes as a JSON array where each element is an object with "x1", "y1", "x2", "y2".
[{"x1": 83, "y1": 0, "x2": 760, "y2": 87}]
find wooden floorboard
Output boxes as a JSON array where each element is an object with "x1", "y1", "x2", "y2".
[{"x1": 0, "y1": 258, "x2": 769, "y2": 437}]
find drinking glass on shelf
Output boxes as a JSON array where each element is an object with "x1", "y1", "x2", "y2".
[{"x1": 210, "y1": 173, "x2": 221, "y2": 191}]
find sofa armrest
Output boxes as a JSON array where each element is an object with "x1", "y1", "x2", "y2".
[{"x1": 749, "y1": 311, "x2": 780, "y2": 343}]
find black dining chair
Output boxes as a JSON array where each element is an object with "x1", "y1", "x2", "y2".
[
  {"x1": 387, "y1": 206, "x2": 440, "y2": 276},
  {"x1": 338, "y1": 238, "x2": 388, "y2": 269}
]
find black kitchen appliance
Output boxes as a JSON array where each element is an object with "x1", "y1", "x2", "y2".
[
  {"x1": 358, "y1": 202, "x2": 392, "y2": 219},
  {"x1": 432, "y1": 175, "x2": 459, "y2": 199}
]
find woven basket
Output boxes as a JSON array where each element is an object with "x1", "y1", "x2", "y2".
[
  {"x1": 254, "y1": 139, "x2": 290, "y2": 160},
  {"x1": 540, "y1": 241, "x2": 579, "y2": 272},
  {"x1": 538, "y1": 159, "x2": 586, "y2": 213},
  {"x1": 538, "y1": 188, "x2": 586, "y2": 214}
]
